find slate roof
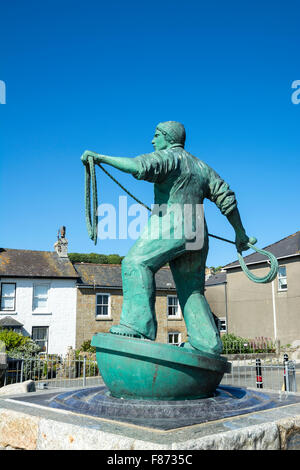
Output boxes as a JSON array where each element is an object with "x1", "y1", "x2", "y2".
[
  {"x1": 0, "y1": 249, "x2": 78, "y2": 279},
  {"x1": 0, "y1": 316, "x2": 23, "y2": 328},
  {"x1": 74, "y1": 263, "x2": 176, "y2": 291},
  {"x1": 205, "y1": 272, "x2": 227, "y2": 286},
  {"x1": 224, "y1": 231, "x2": 300, "y2": 270}
]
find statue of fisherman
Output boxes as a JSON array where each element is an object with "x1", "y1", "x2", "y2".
[{"x1": 81, "y1": 121, "x2": 255, "y2": 356}]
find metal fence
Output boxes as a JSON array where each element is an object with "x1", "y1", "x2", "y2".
[
  {"x1": 2, "y1": 341, "x2": 299, "y2": 393},
  {"x1": 3, "y1": 354, "x2": 103, "y2": 390},
  {"x1": 221, "y1": 356, "x2": 298, "y2": 392},
  {"x1": 220, "y1": 339, "x2": 298, "y2": 392}
]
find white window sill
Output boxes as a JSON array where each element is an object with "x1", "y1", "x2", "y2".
[
  {"x1": 95, "y1": 316, "x2": 112, "y2": 321},
  {"x1": 278, "y1": 289, "x2": 288, "y2": 293},
  {"x1": 167, "y1": 316, "x2": 182, "y2": 321},
  {"x1": 32, "y1": 311, "x2": 52, "y2": 315},
  {"x1": 0, "y1": 311, "x2": 17, "y2": 315}
]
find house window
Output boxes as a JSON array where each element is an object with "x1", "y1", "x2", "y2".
[
  {"x1": 218, "y1": 317, "x2": 227, "y2": 333},
  {"x1": 278, "y1": 266, "x2": 287, "y2": 291},
  {"x1": 32, "y1": 326, "x2": 49, "y2": 353},
  {"x1": 0, "y1": 283, "x2": 16, "y2": 311},
  {"x1": 168, "y1": 332, "x2": 181, "y2": 346},
  {"x1": 167, "y1": 296, "x2": 181, "y2": 318},
  {"x1": 96, "y1": 293, "x2": 111, "y2": 318},
  {"x1": 33, "y1": 284, "x2": 50, "y2": 311}
]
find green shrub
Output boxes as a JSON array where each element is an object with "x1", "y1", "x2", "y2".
[
  {"x1": 221, "y1": 333, "x2": 275, "y2": 354},
  {"x1": 0, "y1": 329, "x2": 31, "y2": 351},
  {"x1": 78, "y1": 340, "x2": 96, "y2": 353},
  {"x1": 4, "y1": 335, "x2": 42, "y2": 383},
  {"x1": 43, "y1": 361, "x2": 57, "y2": 379},
  {"x1": 76, "y1": 358, "x2": 99, "y2": 377},
  {"x1": 68, "y1": 253, "x2": 124, "y2": 264},
  {"x1": 221, "y1": 333, "x2": 251, "y2": 354},
  {"x1": 85, "y1": 360, "x2": 99, "y2": 377},
  {"x1": 10, "y1": 340, "x2": 41, "y2": 357}
]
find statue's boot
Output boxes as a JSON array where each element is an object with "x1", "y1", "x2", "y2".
[
  {"x1": 180, "y1": 341, "x2": 197, "y2": 351},
  {"x1": 180, "y1": 341, "x2": 218, "y2": 355},
  {"x1": 110, "y1": 324, "x2": 148, "y2": 339},
  {"x1": 183, "y1": 293, "x2": 223, "y2": 356}
]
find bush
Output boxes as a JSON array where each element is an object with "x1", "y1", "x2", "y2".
[
  {"x1": 68, "y1": 253, "x2": 124, "y2": 264},
  {"x1": 0, "y1": 329, "x2": 32, "y2": 352},
  {"x1": 84, "y1": 360, "x2": 99, "y2": 377},
  {"x1": 221, "y1": 333, "x2": 251, "y2": 354},
  {"x1": 78, "y1": 340, "x2": 96, "y2": 353},
  {"x1": 74, "y1": 341, "x2": 99, "y2": 378},
  {"x1": 3, "y1": 334, "x2": 42, "y2": 384},
  {"x1": 248, "y1": 336, "x2": 276, "y2": 353},
  {"x1": 43, "y1": 360, "x2": 58, "y2": 379},
  {"x1": 9, "y1": 340, "x2": 41, "y2": 357},
  {"x1": 221, "y1": 333, "x2": 275, "y2": 354}
]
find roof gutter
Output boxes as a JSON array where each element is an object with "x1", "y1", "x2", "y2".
[
  {"x1": 76, "y1": 284, "x2": 176, "y2": 291},
  {"x1": 0, "y1": 275, "x2": 79, "y2": 279},
  {"x1": 77, "y1": 284, "x2": 122, "y2": 290}
]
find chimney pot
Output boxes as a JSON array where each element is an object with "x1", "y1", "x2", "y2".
[{"x1": 54, "y1": 226, "x2": 68, "y2": 258}]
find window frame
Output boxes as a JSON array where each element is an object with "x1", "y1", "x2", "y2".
[
  {"x1": 0, "y1": 282, "x2": 16, "y2": 312},
  {"x1": 32, "y1": 326, "x2": 49, "y2": 353},
  {"x1": 167, "y1": 295, "x2": 182, "y2": 319},
  {"x1": 218, "y1": 317, "x2": 227, "y2": 333},
  {"x1": 95, "y1": 292, "x2": 111, "y2": 319},
  {"x1": 32, "y1": 283, "x2": 50, "y2": 313},
  {"x1": 278, "y1": 266, "x2": 288, "y2": 291},
  {"x1": 168, "y1": 331, "x2": 182, "y2": 346}
]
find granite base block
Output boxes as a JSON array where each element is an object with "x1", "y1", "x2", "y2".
[{"x1": 0, "y1": 386, "x2": 300, "y2": 450}]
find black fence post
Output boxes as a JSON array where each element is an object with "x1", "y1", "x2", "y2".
[
  {"x1": 256, "y1": 358, "x2": 263, "y2": 388},
  {"x1": 283, "y1": 353, "x2": 289, "y2": 391},
  {"x1": 287, "y1": 360, "x2": 297, "y2": 392}
]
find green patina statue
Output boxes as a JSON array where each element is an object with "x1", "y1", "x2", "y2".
[{"x1": 81, "y1": 121, "x2": 257, "y2": 357}]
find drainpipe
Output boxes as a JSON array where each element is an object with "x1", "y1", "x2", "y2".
[
  {"x1": 271, "y1": 280, "x2": 277, "y2": 340},
  {"x1": 224, "y1": 282, "x2": 228, "y2": 334},
  {"x1": 269, "y1": 259, "x2": 278, "y2": 341}
]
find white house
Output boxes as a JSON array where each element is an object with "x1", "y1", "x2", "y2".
[{"x1": 0, "y1": 232, "x2": 79, "y2": 355}]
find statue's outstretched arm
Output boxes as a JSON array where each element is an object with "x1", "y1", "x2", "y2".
[
  {"x1": 205, "y1": 165, "x2": 256, "y2": 252},
  {"x1": 227, "y1": 208, "x2": 257, "y2": 252},
  {"x1": 81, "y1": 150, "x2": 139, "y2": 175}
]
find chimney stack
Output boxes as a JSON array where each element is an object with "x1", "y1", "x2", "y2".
[{"x1": 54, "y1": 226, "x2": 68, "y2": 258}]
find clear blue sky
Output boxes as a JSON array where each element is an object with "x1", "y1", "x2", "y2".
[{"x1": 0, "y1": 0, "x2": 299, "y2": 267}]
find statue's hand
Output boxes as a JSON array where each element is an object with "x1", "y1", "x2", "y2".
[
  {"x1": 235, "y1": 233, "x2": 257, "y2": 252},
  {"x1": 81, "y1": 150, "x2": 101, "y2": 165}
]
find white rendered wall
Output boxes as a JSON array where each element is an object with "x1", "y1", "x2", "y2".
[{"x1": 0, "y1": 278, "x2": 77, "y2": 355}]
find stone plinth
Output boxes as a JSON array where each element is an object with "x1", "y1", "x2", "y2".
[{"x1": 1, "y1": 387, "x2": 300, "y2": 449}]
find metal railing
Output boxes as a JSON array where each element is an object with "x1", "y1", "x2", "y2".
[
  {"x1": 221, "y1": 340, "x2": 298, "y2": 392},
  {"x1": 3, "y1": 354, "x2": 103, "y2": 390},
  {"x1": 221, "y1": 356, "x2": 298, "y2": 392},
  {"x1": 1, "y1": 341, "x2": 298, "y2": 393}
]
